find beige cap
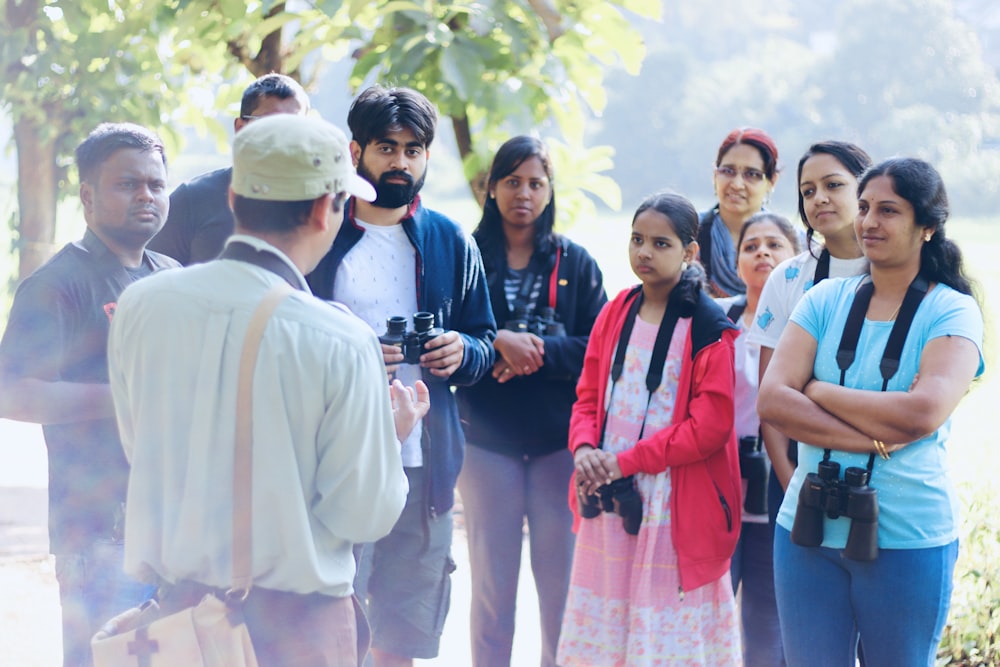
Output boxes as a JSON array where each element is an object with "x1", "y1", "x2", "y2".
[{"x1": 232, "y1": 114, "x2": 375, "y2": 202}]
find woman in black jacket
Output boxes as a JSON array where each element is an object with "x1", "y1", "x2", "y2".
[{"x1": 456, "y1": 136, "x2": 607, "y2": 667}]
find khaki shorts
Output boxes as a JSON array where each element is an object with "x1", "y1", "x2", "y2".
[{"x1": 355, "y1": 466, "x2": 456, "y2": 659}]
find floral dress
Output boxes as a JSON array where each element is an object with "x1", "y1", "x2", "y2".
[{"x1": 557, "y1": 316, "x2": 742, "y2": 666}]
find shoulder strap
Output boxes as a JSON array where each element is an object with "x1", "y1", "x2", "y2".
[
  {"x1": 229, "y1": 282, "x2": 295, "y2": 601},
  {"x1": 221, "y1": 241, "x2": 303, "y2": 290},
  {"x1": 697, "y1": 209, "x2": 716, "y2": 281},
  {"x1": 726, "y1": 294, "x2": 748, "y2": 322},
  {"x1": 547, "y1": 242, "x2": 563, "y2": 311},
  {"x1": 602, "y1": 287, "x2": 681, "y2": 443},
  {"x1": 830, "y1": 275, "x2": 929, "y2": 475},
  {"x1": 812, "y1": 248, "x2": 831, "y2": 285}
]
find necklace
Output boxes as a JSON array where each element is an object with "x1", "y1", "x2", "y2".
[{"x1": 888, "y1": 302, "x2": 903, "y2": 321}]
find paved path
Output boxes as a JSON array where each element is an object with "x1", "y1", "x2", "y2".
[{"x1": 0, "y1": 418, "x2": 542, "y2": 666}]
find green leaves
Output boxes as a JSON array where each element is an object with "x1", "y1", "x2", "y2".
[
  {"x1": 343, "y1": 0, "x2": 650, "y2": 207},
  {"x1": 1, "y1": 0, "x2": 650, "y2": 287}
]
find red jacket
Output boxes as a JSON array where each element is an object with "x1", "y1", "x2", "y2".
[{"x1": 569, "y1": 285, "x2": 741, "y2": 592}]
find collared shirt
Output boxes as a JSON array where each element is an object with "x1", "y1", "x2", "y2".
[
  {"x1": 0, "y1": 229, "x2": 177, "y2": 553},
  {"x1": 108, "y1": 237, "x2": 408, "y2": 596}
]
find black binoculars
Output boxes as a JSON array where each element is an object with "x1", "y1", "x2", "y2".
[
  {"x1": 577, "y1": 476, "x2": 642, "y2": 535},
  {"x1": 379, "y1": 312, "x2": 444, "y2": 365},
  {"x1": 503, "y1": 306, "x2": 566, "y2": 337},
  {"x1": 739, "y1": 436, "x2": 768, "y2": 516},
  {"x1": 790, "y1": 459, "x2": 879, "y2": 561}
]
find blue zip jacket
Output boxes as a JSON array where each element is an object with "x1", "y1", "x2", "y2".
[{"x1": 306, "y1": 197, "x2": 497, "y2": 516}]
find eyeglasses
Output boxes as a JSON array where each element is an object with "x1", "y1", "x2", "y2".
[
  {"x1": 240, "y1": 114, "x2": 266, "y2": 121},
  {"x1": 715, "y1": 165, "x2": 767, "y2": 184}
]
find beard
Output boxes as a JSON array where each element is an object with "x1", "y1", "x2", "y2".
[{"x1": 356, "y1": 159, "x2": 426, "y2": 209}]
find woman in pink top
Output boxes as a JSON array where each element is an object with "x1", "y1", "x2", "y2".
[{"x1": 558, "y1": 191, "x2": 743, "y2": 666}]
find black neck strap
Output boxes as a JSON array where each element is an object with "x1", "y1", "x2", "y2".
[
  {"x1": 726, "y1": 294, "x2": 748, "y2": 322},
  {"x1": 828, "y1": 274, "x2": 930, "y2": 470},
  {"x1": 220, "y1": 241, "x2": 303, "y2": 290},
  {"x1": 599, "y1": 290, "x2": 681, "y2": 445},
  {"x1": 813, "y1": 248, "x2": 831, "y2": 285}
]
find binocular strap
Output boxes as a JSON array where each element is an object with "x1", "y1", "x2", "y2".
[
  {"x1": 599, "y1": 290, "x2": 682, "y2": 448},
  {"x1": 824, "y1": 274, "x2": 930, "y2": 472}
]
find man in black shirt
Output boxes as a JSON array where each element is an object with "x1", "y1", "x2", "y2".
[
  {"x1": 147, "y1": 73, "x2": 310, "y2": 264},
  {"x1": 0, "y1": 123, "x2": 178, "y2": 667}
]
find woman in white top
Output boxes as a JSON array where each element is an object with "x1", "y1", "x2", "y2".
[
  {"x1": 716, "y1": 212, "x2": 800, "y2": 667},
  {"x1": 746, "y1": 141, "x2": 873, "y2": 493}
]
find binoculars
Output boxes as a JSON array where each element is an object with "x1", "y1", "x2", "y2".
[
  {"x1": 577, "y1": 476, "x2": 643, "y2": 535},
  {"x1": 503, "y1": 306, "x2": 566, "y2": 337},
  {"x1": 379, "y1": 312, "x2": 444, "y2": 365},
  {"x1": 791, "y1": 459, "x2": 879, "y2": 561},
  {"x1": 739, "y1": 436, "x2": 768, "y2": 516}
]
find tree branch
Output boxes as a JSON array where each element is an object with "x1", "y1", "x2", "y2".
[
  {"x1": 525, "y1": 0, "x2": 565, "y2": 42},
  {"x1": 451, "y1": 113, "x2": 487, "y2": 207},
  {"x1": 226, "y1": 2, "x2": 286, "y2": 77}
]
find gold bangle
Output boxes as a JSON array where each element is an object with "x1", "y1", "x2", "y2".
[{"x1": 872, "y1": 439, "x2": 890, "y2": 460}]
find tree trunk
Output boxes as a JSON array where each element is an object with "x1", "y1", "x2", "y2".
[
  {"x1": 452, "y1": 113, "x2": 488, "y2": 208},
  {"x1": 13, "y1": 115, "x2": 58, "y2": 282}
]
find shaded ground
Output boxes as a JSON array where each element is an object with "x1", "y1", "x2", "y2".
[{"x1": 0, "y1": 419, "x2": 541, "y2": 666}]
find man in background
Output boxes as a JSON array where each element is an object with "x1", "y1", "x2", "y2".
[
  {"x1": 307, "y1": 85, "x2": 496, "y2": 667},
  {"x1": 148, "y1": 72, "x2": 310, "y2": 264},
  {"x1": 0, "y1": 122, "x2": 177, "y2": 666}
]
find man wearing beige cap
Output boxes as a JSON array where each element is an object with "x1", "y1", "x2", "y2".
[{"x1": 107, "y1": 114, "x2": 426, "y2": 666}]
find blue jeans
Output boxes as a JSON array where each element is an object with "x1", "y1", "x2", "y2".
[
  {"x1": 731, "y1": 520, "x2": 785, "y2": 667},
  {"x1": 773, "y1": 525, "x2": 957, "y2": 667},
  {"x1": 54, "y1": 539, "x2": 155, "y2": 667},
  {"x1": 457, "y1": 445, "x2": 575, "y2": 667}
]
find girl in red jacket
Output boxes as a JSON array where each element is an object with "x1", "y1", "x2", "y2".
[{"x1": 557, "y1": 191, "x2": 743, "y2": 666}]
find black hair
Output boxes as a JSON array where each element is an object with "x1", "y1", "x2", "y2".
[
  {"x1": 239, "y1": 73, "x2": 309, "y2": 119},
  {"x1": 231, "y1": 195, "x2": 344, "y2": 234},
  {"x1": 347, "y1": 85, "x2": 437, "y2": 149},
  {"x1": 75, "y1": 123, "x2": 166, "y2": 184},
  {"x1": 858, "y1": 157, "x2": 974, "y2": 296},
  {"x1": 472, "y1": 136, "x2": 556, "y2": 272},
  {"x1": 796, "y1": 140, "x2": 873, "y2": 255},
  {"x1": 633, "y1": 191, "x2": 705, "y2": 302},
  {"x1": 738, "y1": 212, "x2": 802, "y2": 255}
]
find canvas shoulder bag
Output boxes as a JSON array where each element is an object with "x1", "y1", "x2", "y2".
[{"x1": 91, "y1": 283, "x2": 294, "y2": 667}]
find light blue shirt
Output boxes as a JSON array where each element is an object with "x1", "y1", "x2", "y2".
[{"x1": 777, "y1": 275, "x2": 984, "y2": 549}]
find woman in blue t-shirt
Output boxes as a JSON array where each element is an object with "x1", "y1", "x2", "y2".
[{"x1": 758, "y1": 157, "x2": 984, "y2": 667}]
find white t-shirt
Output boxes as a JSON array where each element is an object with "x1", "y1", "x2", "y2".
[
  {"x1": 714, "y1": 297, "x2": 759, "y2": 439},
  {"x1": 746, "y1": 250, "x2": 868, "y2": 350},
  {"x1": 715, "y1": 296, "x2": 767, "y2": 523},
  {"x1": 333, "y1": 220, "x2": 424, "y2": 467}
]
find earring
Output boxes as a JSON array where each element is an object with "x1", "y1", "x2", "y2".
[
  {"x1": 924, "y1": 231, "x2": 932, "y2": 242},
  {"x1": 681, "y1": 261, "x2": 689, "y2": 272}
]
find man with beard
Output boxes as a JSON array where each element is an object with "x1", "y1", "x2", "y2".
[
  {"x1": 148, "y1": 73, "x2": 310, "y2": 264},
  {"x1": 0, "y1": 123, "x2": 178, "y2": 666},
  {"x1": 307, "y1": 85, "x2": 497, "y2": 667}
]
